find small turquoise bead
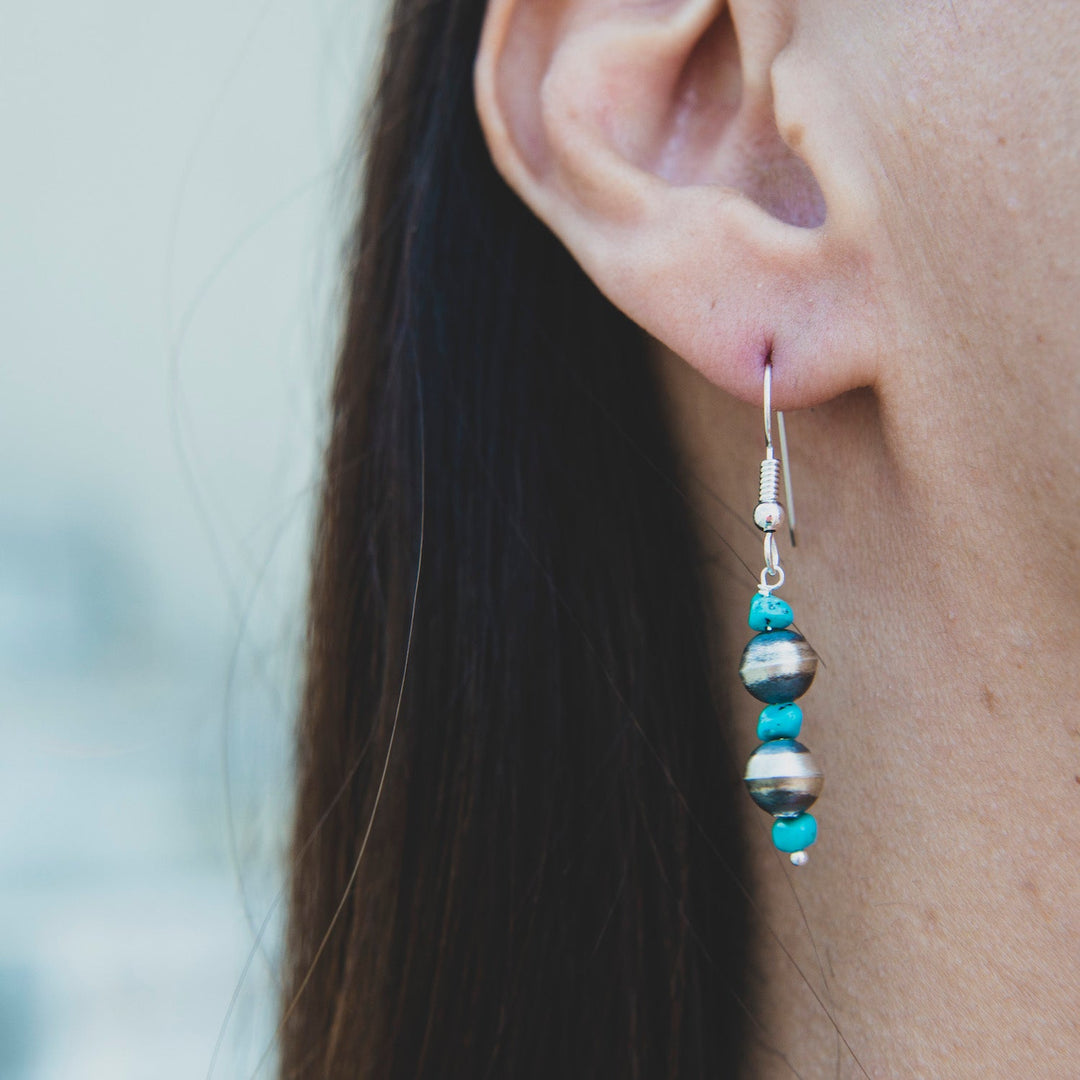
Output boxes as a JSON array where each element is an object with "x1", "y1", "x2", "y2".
[
  {"x1": 748, "y1": 593, "x2": 794, "y2": 631},
  {"x1": 757, "y1": 702, "x2": 803, "y2": 740},
  {"x1": 772, "y1": 812, "x2": 817, "y2": 853}
]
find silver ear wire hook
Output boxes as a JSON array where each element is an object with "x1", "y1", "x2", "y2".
[
  {"x1": 763, "y1": 358, "x2": 774, "y2": 456},
  {"x1": 761, "y1": 361, "x2": 797, "y2": 548},
  {"x1": 777, "y1": 411, "x2": 797, "y2": 548}
]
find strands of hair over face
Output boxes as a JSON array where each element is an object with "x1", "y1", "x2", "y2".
[{"x1": 280, "y1": 0, "x2": 752, "y2": 1076}]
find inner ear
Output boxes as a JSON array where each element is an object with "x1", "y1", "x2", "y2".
[
  {"x1": 650, "y1": 9, "x2": 742, "y2": 184},
  {"x1": 649, "y1": 9, "x2": 825, "y2": 229}
]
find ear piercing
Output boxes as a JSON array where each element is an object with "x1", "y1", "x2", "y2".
[{"x1": 739, "y1": 361, "x2": 822, "y2": 866}]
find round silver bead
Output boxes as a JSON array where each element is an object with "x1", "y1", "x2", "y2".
[
  {"x1": 753, "y1": 501, "x2": 785, "y2": 532},
  {"x1": 738, "y1": 629, "x2": 818, "y2": 703},
  {"x1": 744, "y1": 739, "x2": 824, "y2": 817},
  {"x1": 789, "y1": 851, "x2": 809, "y2": 867}
]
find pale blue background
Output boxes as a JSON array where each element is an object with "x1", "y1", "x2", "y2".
[{"x1": 0, "y1": 3, "x2": 385, "y2": 1076}]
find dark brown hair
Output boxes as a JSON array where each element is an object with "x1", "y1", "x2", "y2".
[{"x1": 281, "y1": 1, "x2": 751, "y2": 1075}]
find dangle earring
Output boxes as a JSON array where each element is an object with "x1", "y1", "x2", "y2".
[{"x1": 739, "y1": 361, "x2": 823, "y2": 866}]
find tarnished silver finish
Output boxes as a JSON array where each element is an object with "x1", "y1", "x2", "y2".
[
  {"x1": 744, "y1": 739, "x2": 824, "y2": 817},
  {"x1": 738, "y1": 629, "x2": 818, "y2": 703},
  {"x1": 754, "y1": 500, "x2": 785, "y2": 532}
]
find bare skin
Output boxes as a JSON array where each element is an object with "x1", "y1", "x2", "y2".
[
  {"x1": 475, "y1": 0, "x2": 1080, "y2": 1073},
  {"x1": 658, "y1": 351, "x2": 1080, "y2": 1078}
]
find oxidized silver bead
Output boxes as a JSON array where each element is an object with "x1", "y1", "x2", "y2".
[
  {"x1": 744, "y1": 739, "x2": 824, "y2": 818},
  {"x1": 753, "y1": 500, "x2": 785, "y2": 532},
  {"x1": 738, "y1": 629, "x2": 818, "y2": 703}
]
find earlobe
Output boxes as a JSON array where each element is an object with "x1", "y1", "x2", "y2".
[{"x1": 475, "y1": 0, "x2": 883, "y2": 409}]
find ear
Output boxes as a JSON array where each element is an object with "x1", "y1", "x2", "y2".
[{"x1": 474, "y1": 0, "x2": 882, "y2": 409}]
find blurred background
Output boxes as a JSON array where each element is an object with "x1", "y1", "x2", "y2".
[{"x1": 0, "y1": 2, "x2": 385, "y2": 1075}]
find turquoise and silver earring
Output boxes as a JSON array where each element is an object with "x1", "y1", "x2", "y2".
[{"x1": 739, "y1": 361, "x2": 823, "y2": 866}]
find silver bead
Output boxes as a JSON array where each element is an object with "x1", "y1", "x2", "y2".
[
  {"x1": 753, "y1": 500, "x2": 785, "y2": 532},
  {"x1": 738, "y1": 629, "x2": 818, "y2": 703},
  {"x1": 744, "y1": 738, "x2": 824, "y2": 817},
  {"x1": 789, "y1": 851, "x2": 809, "y2": 867}
]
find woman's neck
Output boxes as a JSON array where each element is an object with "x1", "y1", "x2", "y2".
[{"x1": 655, "y1": 345, "x2": 1080, "y2": 1078}]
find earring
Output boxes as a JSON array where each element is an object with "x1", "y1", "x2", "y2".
[{"x1": 739, "y1": 360, "x2": 823, "y2": 866}]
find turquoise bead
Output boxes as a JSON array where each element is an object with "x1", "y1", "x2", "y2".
[
  {"x1": 749, "y1": 592, "x2": 794, "y2": 631},
  {"x1": 772, "y1": 812, "x2": 817, "y2": 853},
  {"x1": 757, "y1": 702, "x2": 803, "y2": 740}
]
